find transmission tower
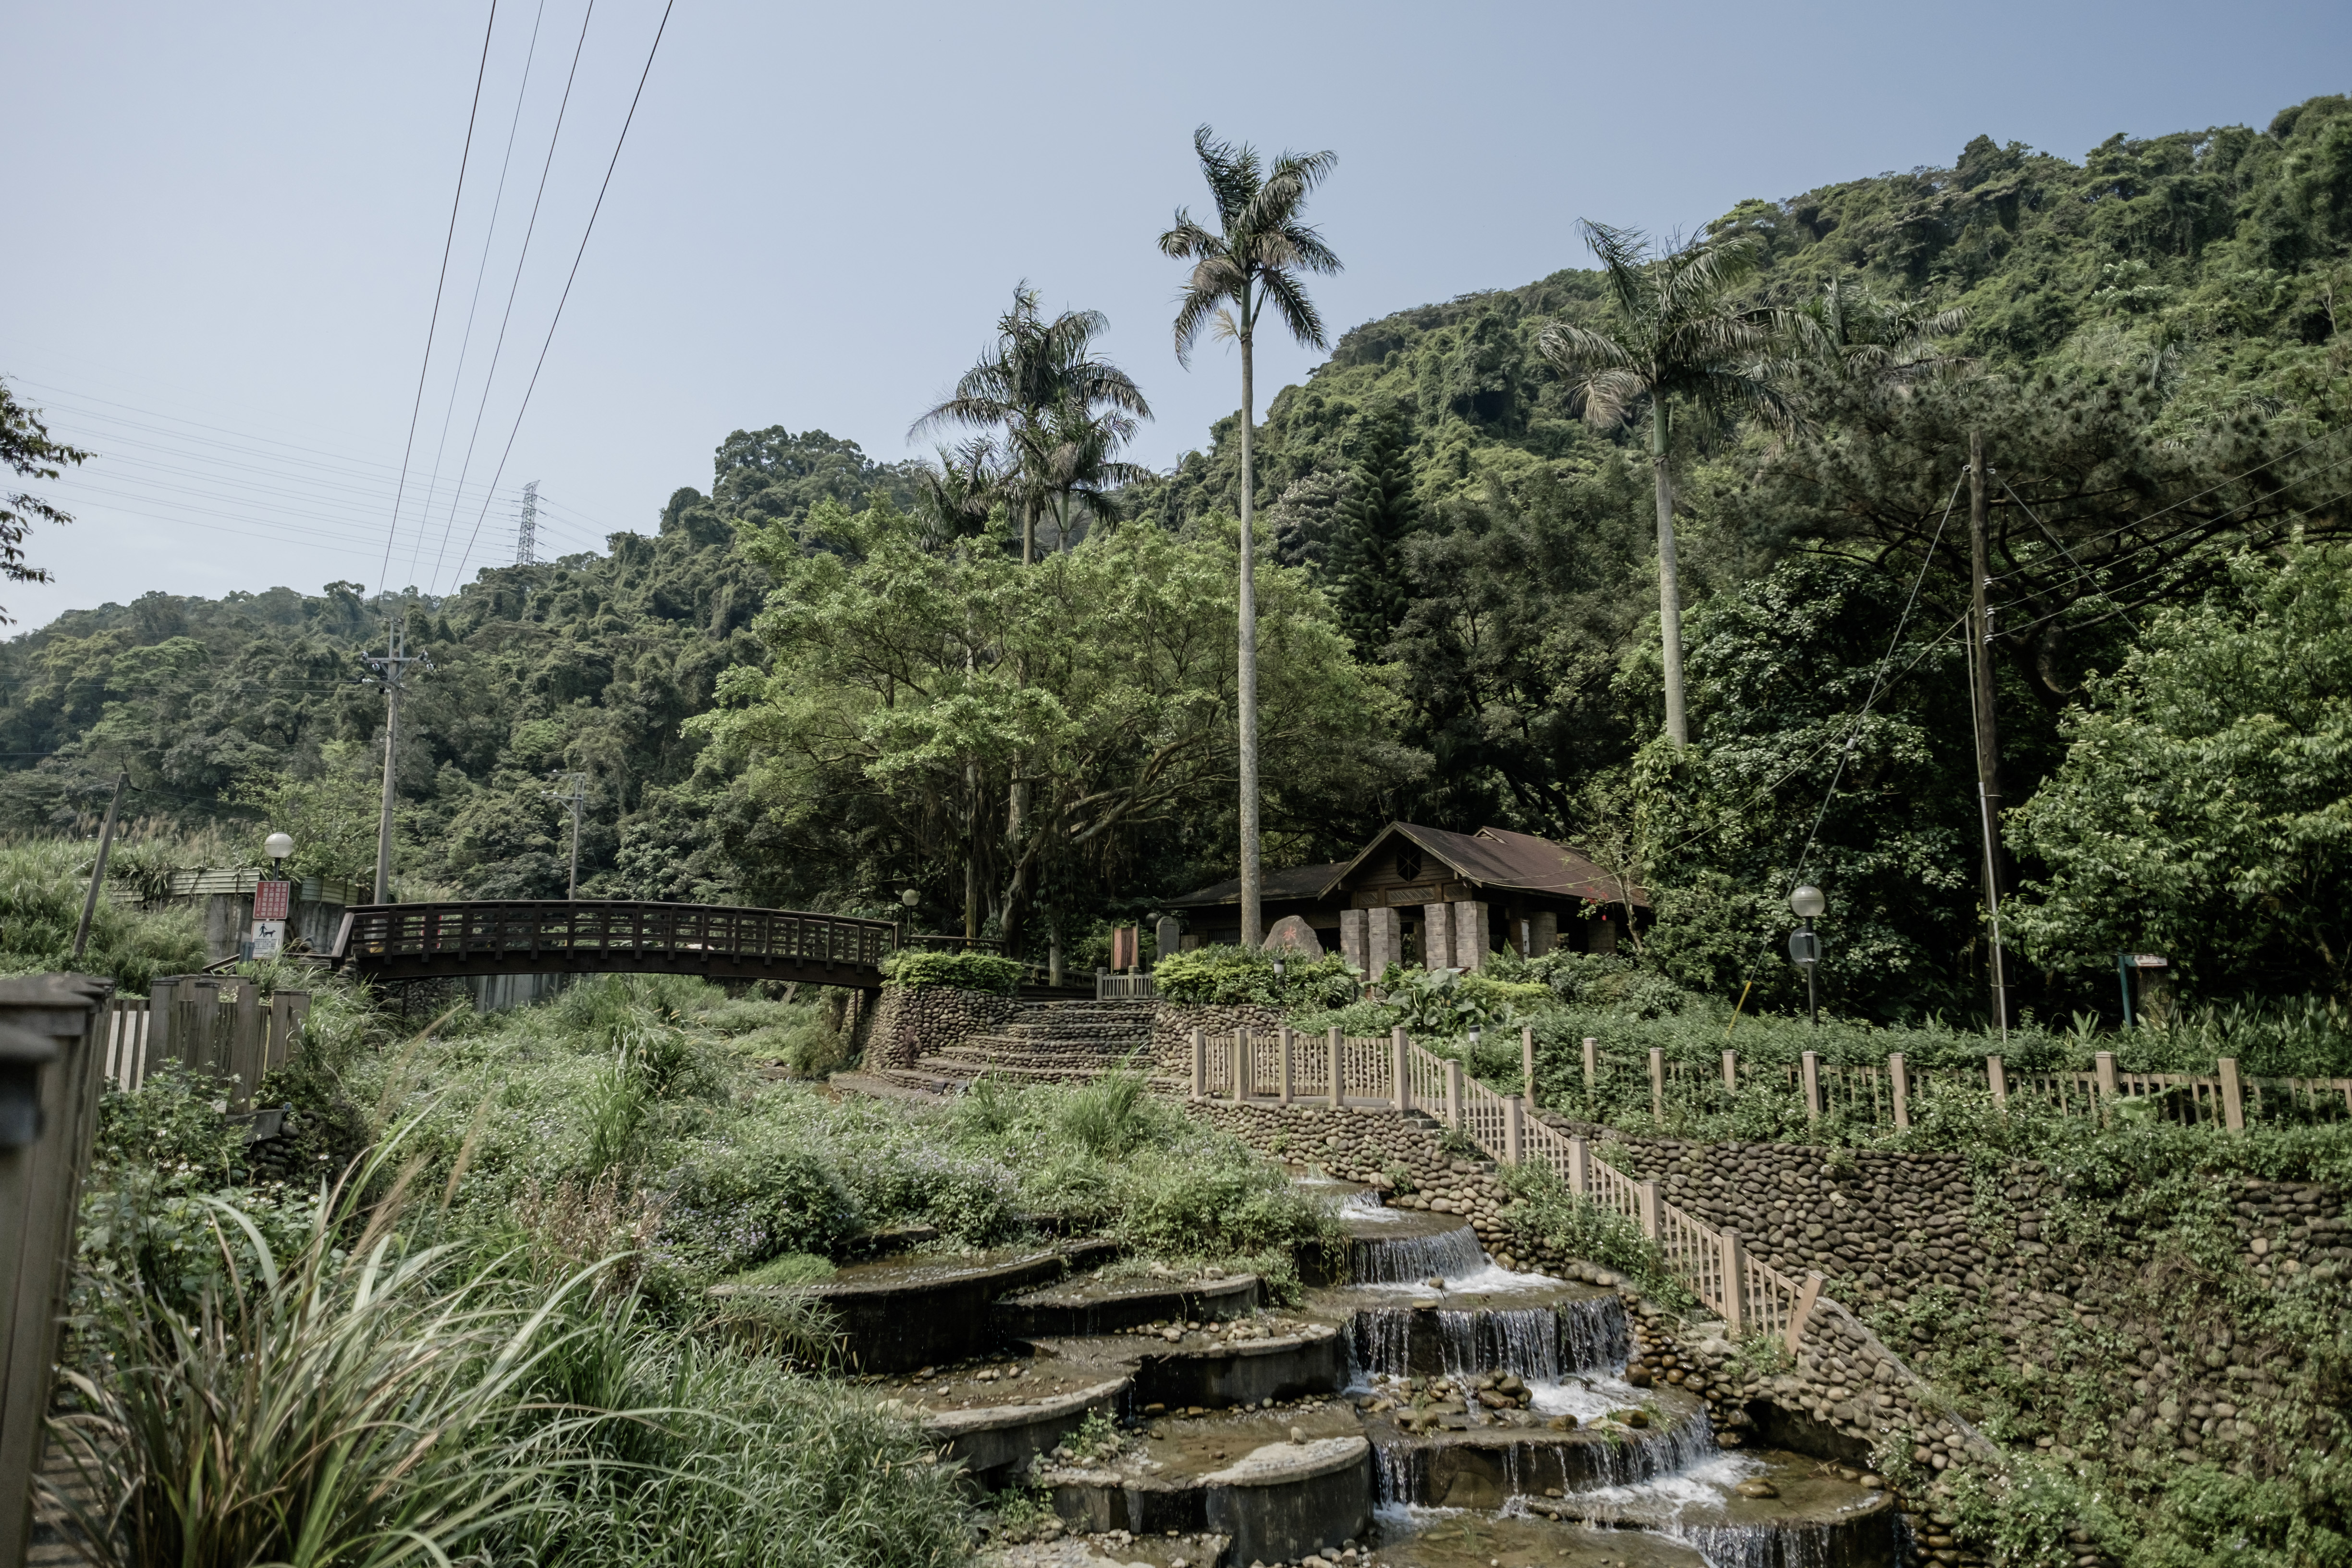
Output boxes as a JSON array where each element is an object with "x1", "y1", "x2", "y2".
[{"x1": 515, "y1": 479, "x2": 540, "y2": 565}]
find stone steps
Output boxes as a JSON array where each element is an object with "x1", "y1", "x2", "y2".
[{"x1": 892, "y1": 998, "x2": 1157, "y2": 1088}]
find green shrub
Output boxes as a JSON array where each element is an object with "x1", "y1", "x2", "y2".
[
  {"x1": 879, "y1": 949, "x2": 1024, "y2": 994},
  {"x1": 1153, "y1": 943, "x2": 1357, "y2": 1007}
]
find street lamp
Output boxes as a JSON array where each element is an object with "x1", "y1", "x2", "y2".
[
  {"x1": 1788, "y1": 884, "x2": 1825, "y2": 1027},
  {"x1": 265, "y1": 832, "x2": 294, "y2": 875}
]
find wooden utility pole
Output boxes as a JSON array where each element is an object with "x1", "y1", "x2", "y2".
[
  {"x1": 1967, "y1": 432, "x2": 2010, "y2": 1035},
  {"x1": 71, "y1": 770, "x2": 129, "y2": 961}
]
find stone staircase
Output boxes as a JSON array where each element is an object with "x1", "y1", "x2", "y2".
[{"x1": 877, "y1": 999, "x2": 1156, "y2": 1093}]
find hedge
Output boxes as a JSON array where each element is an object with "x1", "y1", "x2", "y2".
[{"x1": 881, "y1": 950, "x2": 1025, "y2": 995}]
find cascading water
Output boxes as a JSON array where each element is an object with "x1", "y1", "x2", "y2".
[
  {"x1": 1558, "y1": 1293, "x2": 1630, "y2": 1374},
  {"x1": 1349, "y1": 1223, "x2": 1487, "y2": 1285}
]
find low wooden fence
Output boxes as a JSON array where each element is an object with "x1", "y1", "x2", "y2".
[
  {"x1": 98, "y1": 979, "x2": 311, "y2": 1110},
  {"x1": 1567, "y1": 1040, "x2": 2341, "y2": 1134},
  {"x1": 1185, "y1": 1023, "x2": 1830, "y2": 1348}
]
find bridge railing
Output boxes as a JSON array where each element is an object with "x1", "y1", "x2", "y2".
[{"x1": 335, "y1": 901, "x2": 897, "y2": 974}]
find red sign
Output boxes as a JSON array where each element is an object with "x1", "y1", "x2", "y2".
[
  {"x1": 252, "y1": 880, "x2": 292, "y2": 920},
  {"x1": 1111, "y1": 925, "x2": 1139, "y2": 971}
]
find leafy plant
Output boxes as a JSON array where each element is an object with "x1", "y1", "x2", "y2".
[
  {"x1": 1153, "y1": 942, "x2": 1357, "y2": 1007},
  {"x1": 879, "y1": 948, "x2": 1026, "y2": 994}
]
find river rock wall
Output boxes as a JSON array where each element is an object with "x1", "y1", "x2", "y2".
[{"x1": 857, "y1": 985, "x2": 1020, "y2": 1071}]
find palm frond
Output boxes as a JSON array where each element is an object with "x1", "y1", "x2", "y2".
[{"x1": 1256, "y1": 269, "x2": 1329, "y2": 351}]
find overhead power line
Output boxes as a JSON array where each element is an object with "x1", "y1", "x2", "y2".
[
  {"x1": 447, "y1": 0, "x2": 679, "y2": 592},
  {"x1": 426, "y1": 0, "x2": 601, "y2": 591},
  {"x1": 379, "y1": 0, "x2": 505, "y2": 612},
  {"x1": 410, "y1": 0, "x2": 556, "y2": 587}
]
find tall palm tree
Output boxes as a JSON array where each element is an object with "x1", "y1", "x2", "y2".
[
  {"x1": 1160, "y1": 124, "x2": 1341, "y2": 949},
  {"x1": 1537, "y1": 221, "x2": 1785, "y2": 748},
  {"x1": 1010, "y1": 394, "x2": 1152, "y2": 552},
  {"x1": 912, "y1": 284, "x2": 1150, "y2": 564}
]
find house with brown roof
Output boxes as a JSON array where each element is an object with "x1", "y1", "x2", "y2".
[{"x1": 1160, "y1": 821, "x2": 1648, "y2": 971}]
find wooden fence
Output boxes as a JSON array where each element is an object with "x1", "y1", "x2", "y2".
[
  {"x1": 1563, "y1": 1039, "x2": 2336, "y2": 1134},
  {"x1": 1, "y1": 976, "x2": 113, "y2": 1568},
  {"x1": 1184, "y1": 1023, "x2": 1830, "y2": 1348},
  {"x1": 98, "y1": 979, "x2": 310, "y2": 1110}
]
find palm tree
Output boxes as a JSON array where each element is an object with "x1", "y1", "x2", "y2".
[
  {"x1": 1160, "y1": 124, "x2": 1341, "y2": 949},
  {"x1": 914, "y1": 436, "x2": 1007, "y2": 549},
  {"x1": 912, "y1": 284, "x2": 1150, "y2": 564},
  {"x1": 1537, "y1": 221, "x2": 1785, "y2": 748},
  {"x1": 1789, "y1": 277, "x2": 1968, "y2": 384},
  {"x1": 1009, "y1": 394, "x2": 1152, "y2": 553}
]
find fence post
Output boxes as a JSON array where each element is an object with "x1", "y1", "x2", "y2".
[
  {"x1": 1444, "y1": 1060, "x2": 1464, "y2": 1128},
  {"x1": 1566, "y1": 1135, "x2": 1590, "y2": 1196},
  {"x1": 1784, "y1": 1270, "x2": 1827, "y2": 1355},
  {"x1": 0, "y1": 974, "x2": 113, "y2": 1568},
  {"x1": 1278, "y1": 1026, "x2": 1294, "y2": 1105},
  {"x1": 267, "y1": 990, "x2": 310, "y2": 1075},
  {"x1": 1232, "y1": 1029, "x2": 1249, "y2": 1105},
  {"x1": 1505, "y1": 1096, "x2": 1524, "y2": 1165},
  {"x1": 1191, "y1": 1028, "x2": 1205, "y2": 1099},
  {"x1": 1720, "y1": 1229, "x2": 1748, "y2": 1334},
  {"x1": 1889, "y1": 1052, "x2": 1911, "y2": 1130},
  {"x1": 1721, "y1": 1048, "x2": 1737, "y2": 1093},
  {"x1": 148, "y1": 976, "x2": 177, "y2": 1075},
  {"x1": 1635, "y1": 1179, "x2": 1660, "y2": 1241},
  {"x1": 1391, "y1": 1027, "x2": 1410, "y2": 1112},
  {"x1": 1327, "y1": 1026, "x2": 1343, "y2": 1107},
  {"x1": 1521, "y1": 1024, "x2": 1537, "y2": 1108},
  {"x1": 1801, "y1": 1050, "x2": 1822, "y2": 1120},
  {"x1": 1582, "y1": 1036, "x2": 1598, "y2": 1102},
  {"x1": 231, "y1": 981, "x2": 262, "y2": 1111},
  {"x1": 1648, "y1": 1047, "x2": 1665, "y2": 1120},
  {"x1": 2218, "y1": 1057, "x2": 2245, "y2": 1133},
  {"x1": 1987, "y1": 1054, "x2": 2008, "y2": 1108},
  {"x1": 2095, "y1": 1051, "x2": 2118, "y2": 1099}
]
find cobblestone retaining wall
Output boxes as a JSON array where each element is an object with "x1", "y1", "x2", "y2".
[{"x1": 858, "y1": 985, "x2": 1020, "y2": 1070}]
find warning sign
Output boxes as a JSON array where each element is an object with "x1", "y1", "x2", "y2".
[{"x1": 253, "y1": 880, "x2": 292, "y2": 920}]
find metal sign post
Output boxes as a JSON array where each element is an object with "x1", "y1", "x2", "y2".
[{"x1": 249, "y1": 878, "x2": 292, "y2": 961}]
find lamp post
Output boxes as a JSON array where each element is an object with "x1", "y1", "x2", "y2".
[
  {"x1": 899, "y1": 888, "x2": 920, "y2": 951},
  {"x1": 1788, "y1": 883, "x2": 1825, "y2": 1028},
  {"x1": 265, "y1": 832, "x2": 293, "y2": 877},
  {"x1": 1271, "y1": 956, "x2": 1286, "y2": 1000}
]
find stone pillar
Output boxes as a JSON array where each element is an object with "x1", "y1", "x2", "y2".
[
  {"x1": 1366, "y1": 906, "x2": 1401, "y2": 977},
  {"x1": 1421, "y1": 902, "x2": 1454, "y2": 971},
  {"x1": 1155, "y1": 916, "x2": 1182, "y2": 968},
  {"x1": 1339, "y1": 908, "x2": 1368, "y2": 975},
  {"x1": 1531, "y1": 911, "x2": 1558, "y2": 956},
  {"x1": 1590, "y1": 917, "x2": 1617, "y2": 955},
  {"x1": 1451, "y1": 900, "x2": 1489, "y2": 972}
]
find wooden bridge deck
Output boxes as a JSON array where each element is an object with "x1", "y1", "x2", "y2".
[{"x1": 331, "y1": 900, "x2": 895, "y2": 988}]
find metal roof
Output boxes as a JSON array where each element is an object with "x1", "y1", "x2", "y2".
[
  {"x1": 1165, "y1": 824, "x2": 1648, "y2": 911},
  {"x1": 1163, "y1": 861, "x2": 1350, "y2": 909}
]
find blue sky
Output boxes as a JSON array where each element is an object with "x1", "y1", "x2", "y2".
[{"x1": 6, "y1": 0, "x2": 2345, "y2": 627}]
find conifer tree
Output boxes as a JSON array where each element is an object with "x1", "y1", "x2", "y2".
[{"x1": 1331, "y1": 411, "x2": 1420, "y2": 653}]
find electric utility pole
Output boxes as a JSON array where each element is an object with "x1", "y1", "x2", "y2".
[
  {"x1": 72, "y1": 770, "x2": 129, "y2": 962},
  {"x1": 1967, "y1": 432, "x2": 2010, "y2": 1036},
  {"x1": 364, "y1": 618, "x2": 431, "y2": 905},
  {"x1": 545, "y1": 771, "x2": 587, "y2": 898},
  {"x1": 516, "y1": 480, "x2": 539, "y2": 566}
]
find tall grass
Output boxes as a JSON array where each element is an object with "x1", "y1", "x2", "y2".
[
  {"x1": 0, "y1": 836, "x2": 204, "y2": 991},
  {"x1": 49, "y1": 1157, "x2": 615, "y2": 1568}
]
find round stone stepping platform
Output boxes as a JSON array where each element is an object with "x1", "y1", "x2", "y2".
[
  {"x1": 1366, "y1": 1391, "x2": 1715, "y2": 1509},
  {"x1": 715, "y1": 1239, "x2": 1117, "y2": 1373},
  {"x1": 1369, "y1": 1509, "x2": 1710, "y2": 1568},
  {"x1": 1036, "y1": 1403, "x2": 1372, "y2": 1566},
  {"x1": 1525, "y1": 1447, "x2": 1900, "y2": 1568},
  {"x1": 994, "y1": 1269, "x2": 1260, "y2": 1338},
  {"x1": 881, "y1": 1358, "x2": 1134, "y2": 1485},
  {"x1": 1036, "y1": 1318, "x2": 1350, "y2": 1412}
]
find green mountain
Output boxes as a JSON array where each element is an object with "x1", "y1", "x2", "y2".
[{"x1": 1, "y1": 93, "x2": 2346, "y2": 1017}]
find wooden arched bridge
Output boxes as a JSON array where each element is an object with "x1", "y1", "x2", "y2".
[{"x1": 331, "y1": 900, "x2": 896, "y2": 988}]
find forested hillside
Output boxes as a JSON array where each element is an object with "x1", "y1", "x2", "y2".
[{"x1": 4, "y1": 95, "x2": 2348, "y2": 1019}]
